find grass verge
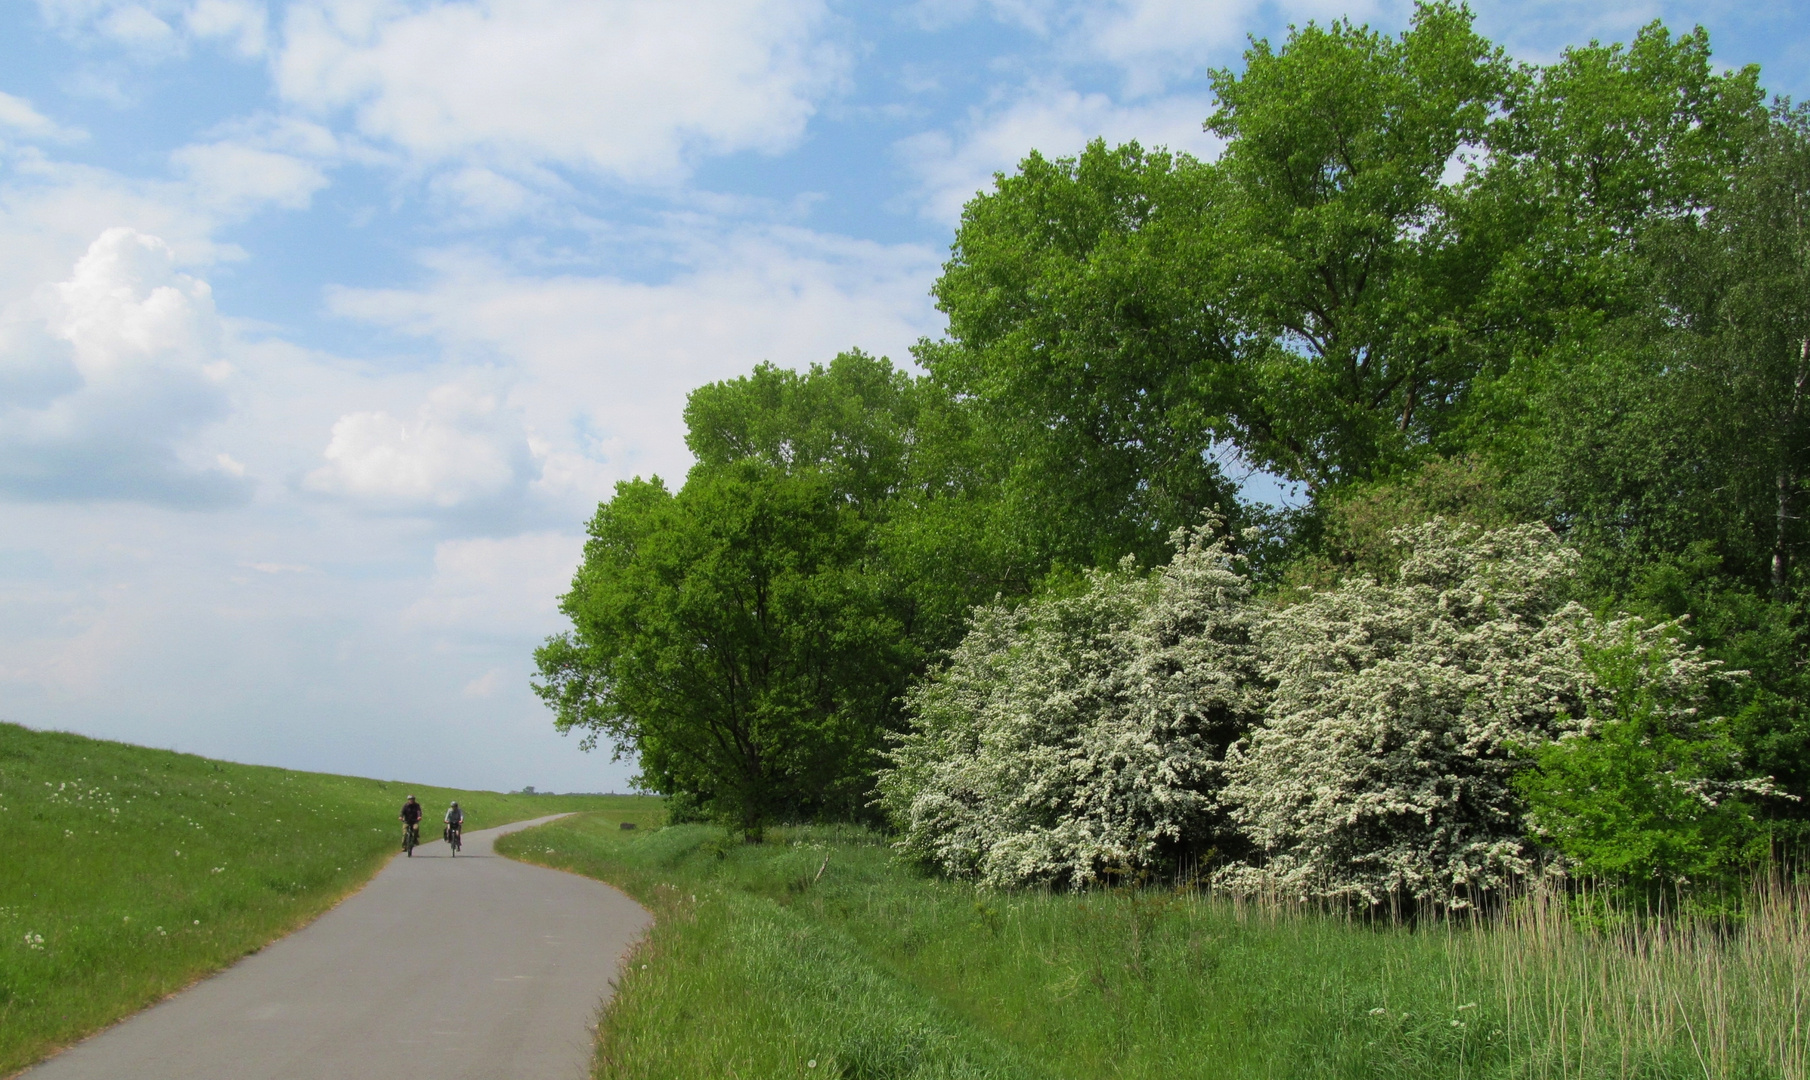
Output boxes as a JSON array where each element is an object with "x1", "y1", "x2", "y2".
[
  {"x1": 499, "y1": 814, "x2": 1809, "y2": 1080},
  {"x1": 0, "y1": 721, "x2": 647, "y2": 1076}
]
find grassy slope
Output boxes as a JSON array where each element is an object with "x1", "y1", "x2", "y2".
[
  {"x1": 500, "y1": 815, "x2": 1802, "y2": 1080},
  {"x1": 0, "y1": 721, "x2": 650, "y2": 1076}
]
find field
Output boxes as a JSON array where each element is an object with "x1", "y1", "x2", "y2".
[
  {"x1": 500, "y1": 814, "x2": 1810, "y2": 1080},
  {"x1": 0, "y1": 721, "x2": 645, "y2": 1076}
]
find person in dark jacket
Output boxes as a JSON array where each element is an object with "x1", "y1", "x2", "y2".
[{"x1": 399, "y1": 795, "x2": 423, "y2": 854}]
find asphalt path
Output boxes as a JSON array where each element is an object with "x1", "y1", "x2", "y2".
[{"x1": 22, "y1": 815, "x2": 650, "y2": 1080}]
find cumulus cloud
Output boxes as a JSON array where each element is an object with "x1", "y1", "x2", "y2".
[
  {"x1": 0, "y1": 158, "x2": 239, "y2": 298},
  {"x1": 0, "y1": 128, "x2": 340, "y2": 311},
  {"x1": 0, "y1": 227, "x2": 250, "y2": 506},
  {"x1": 304, "y1": 382, "x2": 538, "y2": 510},
  {"x1": 275, "y1": 0, "x2": 846, "y2": 182},
  {"x1": 898, "y1": 85, "x2": 1222, "y2": 221}
]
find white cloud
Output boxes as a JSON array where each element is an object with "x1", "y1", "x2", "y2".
[
  {"x1": 427, "y1": 165, "x2": 546, "y2": 223},
  {"x1": 404, "y1": 530, "x2": 582, "y2": 636},
  {"x1": 165, "y1": 113, "x2": 352, "y2": 215},
  {"x1": 97, "y1": 2, "x2": 182, "y2": 53},
  {"x1": 0, "y1": 500, "x2": 634, "y2": 792},
  {"x1": 305, "y1": 382, "x2": 537, "y2": 509},
  {"x1": 170, "y1": 141, "x2": 329, "y2": 214},
  {"x1": 1085, "y1": 0, "x2": 1383, "y2": 90},
  {"x1": 0, "y1": 140, "x2": 331, "y2": 312},
  {"x1": 276, "y1": 0, "x2": 848, "y2": 182},
  {"x1": 242, "y1": 560, "x2": 312, "y2": 573},
  {"x1": 34, "y1": 0, "x2": 272, "y2": 60},
  {"x1": 325, "y1": 226, "x2": 943, "y2": 498},
  {"x1": 0, "y1": 227, "x2": 249, "y2": 506},
  {"x1": 899, "y1": 85, "x2": 1223, "y2": 221},
  {"x1": 185, "y1": 0, "x2": 268, "y2": 57},
  {"x1": 462, "y1": 667, "x2": 504, "y2": 697},
  {"x1": 48, "y1": 228, "x2": 224, "y2": 376},
  {"x1": 0, "y1": 92, "x2": 86, "y2": 143}
]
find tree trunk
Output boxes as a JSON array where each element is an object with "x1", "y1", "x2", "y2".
[{"x1": 1773, "y1": 336, "x2": 1810, "y2": 597}]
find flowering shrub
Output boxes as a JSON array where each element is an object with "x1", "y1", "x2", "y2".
[
  {"x1": 1214, "y1": 522, "x2": 1599, "y2": 905},
  {"x1": 883, "y1": 518, "x2": 1746, "y2": 904},
  {"x1": 878, "y1": 525, "x2": 1263, "y2": 888},
  {"x1": 1214, "y1": 520, "x2": 1731, "y2": 908}
]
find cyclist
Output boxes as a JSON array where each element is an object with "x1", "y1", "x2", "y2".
[
  {"x1": 399, "y1": 795, "x2": 423, "y2": 855},
  {"x1": 443, "y1": 801, "x2": 465, "y2": 848}
]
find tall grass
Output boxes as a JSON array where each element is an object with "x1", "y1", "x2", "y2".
[
  {"x1": 1475, "y1": 876, "x2": 1810, "y2": 1079},
  {"x1": 0, "y1": 721, "x2": 653, "y2": 1076},
  {"x1": 501, "y1": 815, "x2": 1810, "y2": 1080}
]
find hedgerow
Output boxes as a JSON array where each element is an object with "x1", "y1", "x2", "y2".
[{"x1": 881, "y1": 520, "x2": 1771, "y2": 902}]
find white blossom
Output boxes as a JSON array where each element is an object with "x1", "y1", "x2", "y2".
[
  {"x1": 1217, "y1": 520, "x2": 1610, "y2": 907},
  {"x1": 884, "y1": 516, "x2": 1735, "y2": 904},
  {"x1": 879, "y1": 523, "x2": 1262, "y2": 888}
]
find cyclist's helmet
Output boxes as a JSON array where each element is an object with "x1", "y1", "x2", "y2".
[{"x1": 450, "y1": 801, "x2": 459, "y2": 808}]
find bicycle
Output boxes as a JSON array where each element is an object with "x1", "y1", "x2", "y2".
[
  {"x1": 446, "y1": 824, "x2": 462, "y2": 856},
  {"x1": 402, "y1": 822, "x2": 420, "y2": 856}
]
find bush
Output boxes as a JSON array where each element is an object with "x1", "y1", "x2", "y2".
[
  {"x1": 878, "y1": 524, "x2": 1262, "y2": 888},
  {"x1": 1514, "y1": 616, "x2": 1774, "y2": 892},
  {"x1": 1217, "y1": 521, "x2": 1602, "y2": 907}
]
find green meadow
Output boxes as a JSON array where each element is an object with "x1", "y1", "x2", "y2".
[
  {"x1": 0, "y1": 721, "x2": 643, "y2": 1076},
  {"x1": 500, "y1": 814, "x2": 1810, "y2": 1080}
]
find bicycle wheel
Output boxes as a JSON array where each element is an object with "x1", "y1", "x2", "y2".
[
  {"x1": 404, "y1": 824, "x2": 416, "y2": 856},
  {"x1": 451, "y1": 828, "x2": 461, "y2": 855}
]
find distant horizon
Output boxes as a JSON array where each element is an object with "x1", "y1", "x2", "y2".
[{"x1": 1, "y1": 717, "x2": 654, "y2": 797}]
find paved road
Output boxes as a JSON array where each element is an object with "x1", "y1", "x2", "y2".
[{"x1": 22, "y1": 815, "x2": 650, "y2": 1080}]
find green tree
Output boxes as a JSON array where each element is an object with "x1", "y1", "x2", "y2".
[
  {"x1": 683, "y1": 349, "x2": 1024, "y2": 657},
  {"x1": 1203, "y1": 2, "x2": 1509, "y2": 486},
  {"x1": 683, "y1": 350, "x2": 917, "y2": 512},
  {"x1": 922, "y1": 140, "x2": 1244, "y2": 573},
  {"x1": 1675, "y1": 104, "x2": 1810, "y2": 597},
  {"x1": 1473, "y1": 22, "x2": 1765, "y2": 344},
  {"x1": 534, "y1": 463, "x2": 909, "y2": 838}
]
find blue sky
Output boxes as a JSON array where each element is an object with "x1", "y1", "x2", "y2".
[{"x1": 2, "y1": 0, "x2": 1806, "y2": 793}]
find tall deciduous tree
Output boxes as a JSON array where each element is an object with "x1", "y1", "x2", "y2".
[
  {"x1": 536, "y1": 384, "x2": 920, "y2": 836},
  {"x1": 1693, "y1": 106, "x2": 1810, "y2": 597},
  {"x1": 1203, "y1": 2, "x2": 1508, "y2": 486},
  {"x1": 923, "y1": 140, "x2": 1244, "y2": 573}
]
